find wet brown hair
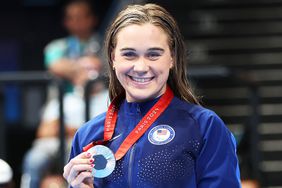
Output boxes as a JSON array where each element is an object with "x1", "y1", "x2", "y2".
[{"x1": 104, "y1": 3, "x2": 199, "y2": 104}]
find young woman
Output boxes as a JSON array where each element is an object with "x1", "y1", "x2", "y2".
[{"x1": 63, "y1": 3, "x2": 241, "y2": 188}]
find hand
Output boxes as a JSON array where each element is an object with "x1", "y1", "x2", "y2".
[
  {"x1": 72, "y1": 56, "x2": 101, "y2": 86},
  {"x1": 63, "y1": 152, "x2": 95, "y2": 188},
  {"x1": 49, "y1": 56, "x2": 102, "y2": 87},
  {"x1": 36, "y1": 120, "x2": 59, "y2": 138}
]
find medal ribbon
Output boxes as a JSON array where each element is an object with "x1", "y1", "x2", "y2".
[{"x1": 83, "y1": 86, "x2": 174, "y2": 160}]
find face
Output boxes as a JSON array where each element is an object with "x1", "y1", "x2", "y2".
[
  {"x1": 64, "y1": 3, "x2": 95, "y2": 39},
  {"x1": 112, "y1": 23, "x2": 173, "y2": 102}
]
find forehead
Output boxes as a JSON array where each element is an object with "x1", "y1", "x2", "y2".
[
  {"x1": 66, "y1": 3, "x2": 91, "y2": 16},
  {"x1": 115, "y1": 23, "x2": 169, "y2": 46}
]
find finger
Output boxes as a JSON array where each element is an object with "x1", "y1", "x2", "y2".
[
  {"x1": 67, "y1": 163, "x2": 93, "y2": 184},
  {"x1": 84, "y1": 176, "x2": 94, "y2": 185},
  {"x1": 70, "y1": 171, "x2": 93, "y2": 187},
  {"x1": 63, "y1": 152, "x2": 93, "y2": 179}
]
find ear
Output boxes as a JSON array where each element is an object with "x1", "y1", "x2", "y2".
[
  {"x1": 169, "y1": 58, "x2": 174, "y2": 69},
  {"x1": 170, "y1": 62, "x2": 173, "y2": 69},
  {"x1": 111, "y1": 52, "x2": 116, "y2": 69},
  {"x1": 111, "y1": 51, "x2": 116, "y2": 62}
]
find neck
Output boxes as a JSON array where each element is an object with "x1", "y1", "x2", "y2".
[{"x1": 76, "y1": 32, "x2": 92, "y2": 42}]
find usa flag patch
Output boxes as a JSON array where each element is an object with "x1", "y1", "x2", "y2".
[{"x1": 148, "y1": 125, "x2": 175, "y2": 145}]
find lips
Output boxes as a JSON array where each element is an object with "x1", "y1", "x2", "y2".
[{"x1": 129, "y1": 75, "x2": 154, "y2": 83}]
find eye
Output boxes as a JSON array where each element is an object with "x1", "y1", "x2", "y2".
[
  {"x1": 146, "y1": 51, "x2": 161, "y2": 60},
  {"x1": 121, "y1": 51, "x2": 137, "y2": 60}
]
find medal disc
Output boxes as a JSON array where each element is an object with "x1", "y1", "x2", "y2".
[{"x1": 87, "y1": 145, "x2": 116, "y2": 178}]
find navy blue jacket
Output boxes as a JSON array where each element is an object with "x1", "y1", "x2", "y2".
[{"x1": 69, "y1": 96, "x2": 241, "y2": 188}]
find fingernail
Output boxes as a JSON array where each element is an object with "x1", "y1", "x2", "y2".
[
  {"x1": 86, "y1": 152, "x2": 91, "y2": 157},
  {"x1": 91, "y1": 164, "x2": 95, "y2": 167},
  {"x1": 90, "y1": 159, "x2": 94, "y2": 163}
]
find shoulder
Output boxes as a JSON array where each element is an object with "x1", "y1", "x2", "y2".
[
  {"x1": 90, "y1": 32, "x2": 102, "y2": 42},
  {"x1": 87, "y1": 33, "x2": 103, "y2": 53},
  {"x1": 69, "y1": 112, "x2": 106, "y2": 158},
  {"x1": 77, "y1": 112, "x2": 106, "y2": 136},
  {"x1": 44, "y1": 38, "x2": 68, "y2": 52},
  {"x1": 171, "y1": 97, "x2": 219, "y2": 123},
  {"x1": 171, "y1": 97, "x2": 229, "y2": 138},
  {"x1": 73, "y1": 112, "x2": 106, "y2": 149}
]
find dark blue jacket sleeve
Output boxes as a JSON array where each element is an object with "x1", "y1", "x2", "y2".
[
  {"x1": 196, "y1": 111, "x2": 241, "y2": 188},
  {"x1": 68, "y1": 126, "x2": 99, "y2": 188},
  {"x1": 68, "y1": 131, "x2": 82, "y2": 162}
]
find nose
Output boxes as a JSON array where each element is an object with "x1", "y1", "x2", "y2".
[{"x1": 133, "y1": 58, "x2": 149, "y2": 73}]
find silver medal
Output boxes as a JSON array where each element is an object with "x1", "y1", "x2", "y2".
[{"x1": 88, "y1": 145, "x2": 116, "y2": 178}]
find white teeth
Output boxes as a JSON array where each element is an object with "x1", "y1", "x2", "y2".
[{"x1": 131, "y1": 76, "x2": 152, "y2": 83}]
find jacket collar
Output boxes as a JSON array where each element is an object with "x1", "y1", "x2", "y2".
[{"x1": 120, "y1": 97, "x2": 161, "y2": 116}]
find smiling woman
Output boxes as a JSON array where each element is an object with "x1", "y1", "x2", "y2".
[
  {"x1": 112, "y1": 23, "x2": 173, "y2": 102},
  {"x1": 63, "y1": 3, "x2": 242, "y2": 188}
]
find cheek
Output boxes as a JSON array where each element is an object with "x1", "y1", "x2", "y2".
[
  {"x1": 115, "y1": 65, "x2": 129, "y2": 82},
  {"x1": 161, "y1": 69, "x2": 170, "y2": 81},
  {"x1": 113, "y1": 56, "x2": 133, "y2": 73},
  {"x1": 112, "y1": 53, "x2": 125, "y2": 68},
  {"x1": 158, "y1": 67, "x2": 171, "y2": 84},
  {"x1": 155, "y1": 62, "x2": 171, "y2": 76},
  {"x1": 115, "y1": 62, "x2": 129, "y2": 73}
]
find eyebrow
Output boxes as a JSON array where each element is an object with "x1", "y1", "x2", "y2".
[
  {"x1": 147, "y1": 48, "x2": 164, "y2": 52},
  {"x1": 120, "y1": 48, "x2": 135, "y2": 51},
  {"x1": 120, "y1": 47, "x2": 165, "y2": 52}
]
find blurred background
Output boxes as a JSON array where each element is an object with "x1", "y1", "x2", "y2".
[{"x1": 0, "y1": 0, "x2": 282, "y2": 187}]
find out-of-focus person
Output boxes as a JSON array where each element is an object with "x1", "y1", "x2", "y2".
[
  {"x1": 0, "y1": 159, "x2": 14, "y2": 188},
  {"x1": 241, "y1": 179, "x2": 260, "y2": 188},
  {"x1": 44, "y1": 0, "x2": 103, "y2": 93},
  {"x1": 20, "y1": 0, "x2": 109, "y2": 188}
]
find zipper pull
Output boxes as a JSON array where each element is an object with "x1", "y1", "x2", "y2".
[{"x1": 136, "y1": 104, "x2": 141, "y2": 114}]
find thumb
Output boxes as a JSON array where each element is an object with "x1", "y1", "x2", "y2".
[{"x1": 84, "y1": 176, "x2": 94, "y2": 185}]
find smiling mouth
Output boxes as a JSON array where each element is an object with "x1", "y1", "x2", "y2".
[{"x1": 129, "y1": 75, "x2": 154, "y2": 83}]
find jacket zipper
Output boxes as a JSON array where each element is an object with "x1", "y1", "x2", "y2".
[
  {"x1": 128, "y1": 104, "x2": 140, "y2": 187},
  {"x1": 128, "y1": 143, "x2": 136, "y2": 188}
]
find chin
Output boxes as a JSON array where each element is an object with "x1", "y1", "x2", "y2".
[{"x1": 128, "y1": 91, "x2": 158, "y2": 102}]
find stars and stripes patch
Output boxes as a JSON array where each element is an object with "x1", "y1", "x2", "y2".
[{"x1": 148, "y1": 125, "x2": 175, "y2": 145}]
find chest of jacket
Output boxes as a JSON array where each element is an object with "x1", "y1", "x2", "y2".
[{"x1": 95, "y1": 106, "x2": 203, "y2": 188}]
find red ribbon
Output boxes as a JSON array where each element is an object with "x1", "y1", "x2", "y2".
[{"x1": 83, "y1": 86, "x2": 174, "y2": 160}]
